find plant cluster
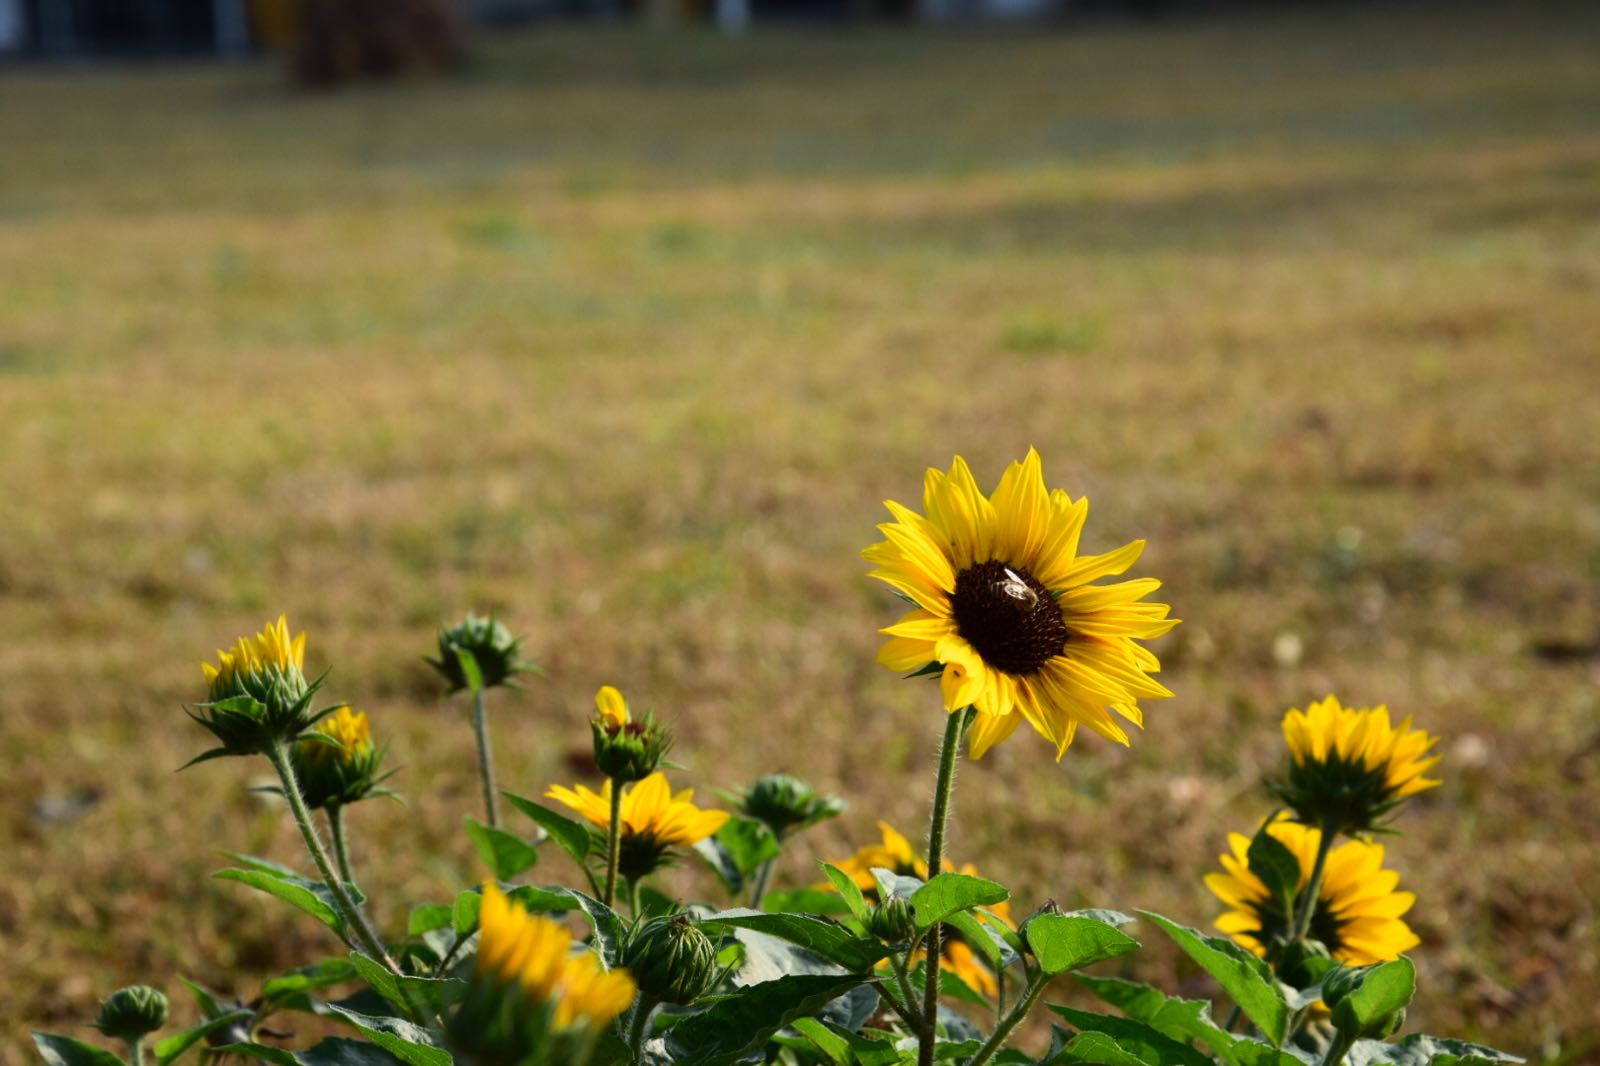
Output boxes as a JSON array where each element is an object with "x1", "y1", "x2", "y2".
[{"x1": 35, "y1": 452, "x2": 1516, "y2": 1066}]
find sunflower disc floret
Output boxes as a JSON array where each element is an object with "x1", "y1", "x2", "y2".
[{"x1": 864, "y1": 449, "x2": 1177, "y2": 760}]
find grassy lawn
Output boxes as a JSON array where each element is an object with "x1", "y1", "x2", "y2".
[{"x1": 3, "y1": 4, "x2": 1598, "y2": 1062}]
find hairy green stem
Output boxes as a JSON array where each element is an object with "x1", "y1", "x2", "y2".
[
  {"x1": 748, "y1": 853, "x2": 777, "y2": 909},
  {"x1": 128, "y1": 1039, "x2": 144, "y2": 1066},
  {"x1": 918, "y1": 706, "x2": 972, "y2": 1066},
  {"x1": 1291, "y1": 820, "x2": 1338, "y2": 942},
  {"x1": 268, "y1": 741, "x2": 398, "y2": 973},
  {"x1": 471, "y1": 688, "x2": 499, "y2": 828},
  {"x1": 603, "y1": 778, "x2": 625, "y2": 907},
  {"x1": 628, "y1": 876, "x2": 643, "y2": 916},
  {"x1": 889, "y1": 954, "x2": 929, "y2": 1037},
  {"x1": 966, "y1": 974, "x2": 1048, "y2": 1066},
  {"x1": 627, "y1": 994, "x2": 658, "y2": 1064},
  {"x1": 327, "y1": 805, "x2": 360, "y2": 896},
  {"x1": 1319, "y1": 1032, "x2": 1356, "y2": 1066}
]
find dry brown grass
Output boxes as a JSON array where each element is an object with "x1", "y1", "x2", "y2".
[{"x1": 3, "y1": 5, "x2": 1598, "y2": 1063}]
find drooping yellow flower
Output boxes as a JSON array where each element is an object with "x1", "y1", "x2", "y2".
[
  {"x1": 864, "y1": 450, "x2": 1177, "y2": 760},
  {"x1": 201, "y1": 614, "x2": 307, "y2": 699},
  {"x1": 1205, "y1": 818, "x2": 1420, "y2": 966},
  {"x1": 595, "y1": 685, "x2": 630, "y2": 732},
  {"x1": 475, "y1": 883, "x2": 635, "y2": 1031},
  {"x1": 548, "y1": 773, "x2": 728, "y2": 880},
  {"x1": 1273, "y1": 696, "x2": 1442, "y2": 832},
  {"x1": 305, "y1": 705, "x2": 373, "y2": 766}
]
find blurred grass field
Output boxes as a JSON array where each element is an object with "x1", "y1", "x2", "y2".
[{"x1": 3, "y1": 3, "x2": 1599, "y2": 1062}]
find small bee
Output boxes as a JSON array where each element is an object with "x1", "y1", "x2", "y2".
[{"x1": 995, "y1": 566, "x2": 1039, "y2": 609}]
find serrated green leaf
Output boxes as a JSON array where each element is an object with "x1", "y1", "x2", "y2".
[
  {"x1": 714, "y1": 817, "x2": 782, "y2": 878},
  {"x1": 1346, "y1": 1034, "x2": 1523, "y2": 1065},
  {"x1": 1340, "y1": 959, "x2": 1416, "y2": 1035},
  {"x1": 348, "y1": 953, "x2": 465, "y2": 1020},
  {"x1": 1025, "y1": 914, "x2": 1139, "y2": 976},
  {"x1": 909, "y1": 873, "x2": 1009, "y2": 931},
  {"x1": 503, "y1": 792, "x2": 591, "y2": 866},
  {"x1": 820, "y1": 863, "x2": 869, "y2": 922},
  {"x1": 1050, "y1": 1031, "x2": 1158, "y2": 1066},
  {"x1": 262, "y1": 958, "x2": 360, "y2": 1003},
  {"x1": 1138, "y1": 911, "x2": 1288, "y2": 1048},
  {"x1": 463, "y1": 817, "x2": 538, "y2": 881},
  {"x1": 698, "y1": 909, "x2": 888, "y2": 971},
  {"x1": 791, "y1": 1018, "x2": 901, "y2": 1066},
  {"x1": 1073, "y1": 975, "x2": 1235, "y2": 1056},
  {"x1": 408, "y1": 905, "x2": 454, "y2": 938},
  {"x1": 214, "y1": 867, "x2": 345, "y2": 935},
  {"x1": 33, "y1": 1034, "x2": 128, "y2": 1066},
  {"x1": 452, "y1": 889, "x2": 481, "y2": 938},
  {"x1": 504, "y1": 885, "x2": 626, "y2": 965},
  {"x1": 322, "y1": 1004, "x2": 451, "y2": 1066},
  {"x1": 665, "y1": 973, "x2": 869, "y2": 1066},
  {"x1": 1049, "y1": 1007, "x2": 1211, "y2": 1066},
  {"x1": 760, "y1": 888, "x2": 853, "y2": 917}
]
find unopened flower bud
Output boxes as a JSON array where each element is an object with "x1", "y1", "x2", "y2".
[
  {"x1": 93, "y1": 986, "x2": 168, "y2": 1042},
  {"x1": 738, "y1": 774, "x2": 845, "y2": 839},
  {"x1": 291, "y1": 705, "x2": 390, "y2": 810},
  {"x1": 866, "y1": 895, "x2": 917, "y2": 944},
  {"x1": 589, "y1": 686, "x2": 672, "y2": 783},
  {"x1": 427, "y1": 614, "x2": 537, "y2": 694},
  {"x1": 622, "y1": 915, "x2": 718, "y2": 1005}
]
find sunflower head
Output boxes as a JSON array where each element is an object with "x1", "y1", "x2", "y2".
[
  {"x1": 588, "y1": 686, "x2": 672, "y2": 784},
  {"x1": 1269, "y1": 696, "x2": 1442, "y2": 834},
  {"x1": 546, "y1": 773, "x2": 729, "y2": 883},
  {"x1": 192, "y1": 615, "x2": 323, "y2": 755},
  {"x1": 736, "y1": 773, "x2": 845, "y2": 839},
  {"x1": 449, "y1": 884, "x2": 635, "y2": 1066},
  {"x1": 1205, "y1": 816, "x2": 1420, "y2": 967},
  {"x1": 428, "y1": 614, "x2": 539, "y2": 694},
  {"x1": 290, "y1": 706, "x2": 391, "y2": 810},
  {"x1": 92, "y1": 985, "x2": 169, "y2": 1043},
  {"x1": 864, "y1": 450, "x2": 1176, "y2": 762},
  {"x1": 621, "y1": 914, "x2": 720, "y2": 1006}
]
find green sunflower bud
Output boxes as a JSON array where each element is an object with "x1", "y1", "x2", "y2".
[
  {"x1": 191, "y1": 615, "x2": 325, "y2": 756},
  {"x1": 621, "y1": 915, "x2": 719, "y2": 1006},
  {"x1": 866, "y1": 895, "x2": 917, "y2": 944},
  {"x1": 93, "y1": 986, "x2": 168, "y2": 1042},
  {"x1": 427, "y1": 614, "x2": 538, "y2": 694},
  {"x1": 1275, "y1": 937, "x2": 1336, "y2": 991},
  {"x1": 737, "y1": 773, "x2": 845, "y2": 839},
  {"x1": 592, "y1": 713, "x2": 672, "y2": 784},
  {"x1": 290, "y1": 706, "x2": 391, "y2": 810}
]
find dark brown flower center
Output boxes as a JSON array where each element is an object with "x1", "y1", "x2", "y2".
[{"x1": 951, "y1": 560, "x2": 1069, "y2": 676}]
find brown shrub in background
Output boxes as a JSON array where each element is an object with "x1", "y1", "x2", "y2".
[{"x1": 293, "y1": 0, "x2": 470, "y2": 86}]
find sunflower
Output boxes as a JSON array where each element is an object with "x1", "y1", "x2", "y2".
[
  {"x1": 291, "y1": 705, "x2": 390, "y2": 810},
  {"x1": 864, "y1": 450, "x2": 1177, "y2": 760},
  {"x1": 201, "y1": 614, "x2": 308, "y2": 703},
  {"x1": 824, "y1": 822, "x2": 1013, "y2": 999},
  {"x1": 1205, "y1": 818, "x2": 1420, "y2": 966},
  {"x1": 450, "y1": 883, "x2": 636, "y2": 1063},
  {"x1": 547, "y1": 772, "x2": 728, "y2": 881},
  {"x1": 1272, "y1": 695, "x2": 1442, "y2": 832}
]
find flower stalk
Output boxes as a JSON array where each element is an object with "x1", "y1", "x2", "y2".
[
  {"x1": 267, "y1": 740, "x2": 398, "y2": 973},
  {"x1": 603, "y1": 777, "x2": 625, "y2": 907},
  {"x1": 919, "y1": 706, "x2": 972, "y2": 1066},
  {"x1": 1291, "y1": 820, "x2": 1338, "y2": 943},
  {"x1": 327, "y1": 804, "x2": 359, "y2": 897},
  {"x1": 471, "y1": 688, "x2": 499, "y2": 828},
  {"x1": 966, "y1": 973, "x2": 1048, "y2": 1066}
]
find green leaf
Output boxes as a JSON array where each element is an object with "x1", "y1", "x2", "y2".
[
  {"x1": 718, "y1": 817, "x2": 782, "y2": 876},
  {"x1": 666, "y1": 973, "x2": 869, "y2": 1066},
  {"x1": 759, "y1": 888, "x2": 853, "y2": 917},
  {"x1": 453, "y1": 648, "x2": 484, "y2": 694},
  {"x1": 1246, "y1": 828, "x2": 1302, "y2": 921},
  {"x1": 1049, "y1": 1008, "x2": 1211, "y2": 1066},
  {"x1": 693, "y1": 835, "x2": 747, "y2": 894},
  {"x1": 262, "y1": 958, "x2": 361, "y2": 1004},
  {"x1": 819, "y1": 863, "x2": 869, "y2": 922},
  {"x1": 1050, "y1": 1031, "x2": 1158, "y2": 1066},
  {"x1": 452, "y1": 889, "x2": 481, "y2": 937},
  {"x1": 463, "y1": 817, "x2": 538, "y2": 880},
  {"x1": 214, "y1": 867, "x2": 345, "y2": 935},
  {"x1": 943, "y1": 909, "x2": 1010, "y2": 971},
  {"x1": 791, "y1": 1018, "x2": 901, "y2": 1066},
  {"x1": 909, "y1": 872, "x2": 1009, "y2": 931},
  {"x1": 1138, "y1": 911, "x2": 1288, "y2": 1048},
  {"x1": 215, "y1": 1039, "x2": 413, "y2": 1066},
  {"x1": 151, "y1": 1011, "x2": 254, "y2": 1066},
  {"x1": 348, "y1": 952, "x2": 465, "y2": 1020},
  {"x1": 1073, "y1": 975, "x2": 1235, "y2": 1056},
  {"x1": 33, "y1": 1034, "x2": 129, "y2": 1066},
  {"x1": 1025, "y1": 914, "x2": 1139, "y2": 976},
  {"x1": 697, "y1": 910, "x2": 888, "y2": 971},
  {"x1": 503, "y1": 792, "x2": 591, "y2": 866},
  {"x1": 408, "y1": 905, "x2": 454, "y2": 937},
  {"x1": 322, "y1": 1004, "x2": 451, "y2": 1066},
  {"x1": 1339, "y1": 959, "x2": 1416, "y2": 1035}
]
